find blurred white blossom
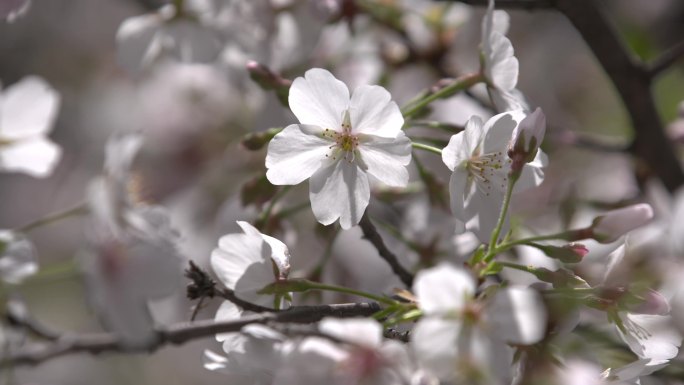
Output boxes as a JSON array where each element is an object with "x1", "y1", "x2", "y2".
[
  {"x1": 0, "y1": 230, "x2": 37, "y2": 284},
  {"x1": 0, "y1": 76, "x2": 61, "y2": 178}
]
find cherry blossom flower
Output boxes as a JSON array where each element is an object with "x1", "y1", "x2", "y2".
[
  {"x1": 116, "y1": 1, "x2": 221, "y2": 74},
  {"x1": 0, "y1": 230, "x2": 38, "y2": 284},
  {"x1": 265, "y1": 68, "x2": 412, "y2": 229},
  {"x1": 410, "y1": 263, "x2": 546, "y2": 384},
  {"x1": 274, "y1": 318, "x2": 416, "y2": 385},
  {"x1": 599, "y1": 244, "x2": 682, "y2": 373},
  {"x1": 442, "y1": 110, "x2": 547, "y2": 241},
  {"x1": 480, "y1": 0, "x2": 526, "y2": 111},
  {"x1": 0, "y1": 76, "x2": 61, "y2": 178},
  {"x1": 204, "y1": 323, "x2": 289, "y2": 385},
  {"x1": 211, "y1": 221, "x2": 291, "y2": 309},
  {"x1": 83, "y1": 133, "x2": 183, "y2": 346}
]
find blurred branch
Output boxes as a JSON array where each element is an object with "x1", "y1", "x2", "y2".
[
  {"x1": 451, "y1": 0, "x2": 684, "y2": 192},
  {"x1": 457, "y1": 0, "x2": 553, "y2": 9},
  {"x1": 2, "y1": 302, "x2": 381, "y2": 367},
  {"x1": 647, "y1": 40, "x2": 684, "y2": 78},
  {"x1": 359, "y1": 214, "x2": 414, "y2": 287}
]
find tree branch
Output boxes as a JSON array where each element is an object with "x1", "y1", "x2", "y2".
[
  {"x1": 648, "y1": 40, "x2": 684, "y2": 78},
  {"x1": 450, "y1": 0, "x2": 684, "y2": 192},
  {"x1": 359, "y1": 214, "x2": 414, "y2": 287},
  {"x1": 456, "y1": 0, "x2": 553, "y2": 9},
  {"x1": 3, "y1": 302, "x2": 381, "y2": 367}
]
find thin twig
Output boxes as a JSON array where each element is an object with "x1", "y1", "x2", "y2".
[
  {"x1": 456, "y1": 0, "x2": 554, "y2": 10},
  {"x1": 2, "y1": 302, "x2": 381, "y2": 367},
  {"x1": 648, "y1": 40, "x2": 684, "y2": 78},
  {"x1": 358, "y1": 214, "x2": 414, "y2": 287}
]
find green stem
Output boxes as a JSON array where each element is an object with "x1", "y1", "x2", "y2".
[
  {"x1": 259, "y1": 186, "x2": 292, "y2": 224},
  {"x1": 498, "y1": 261, "x2": 537, "y2": 274},
  {"x1": 304, "y1": 281, "x2": 396, "y2": 306},
  {"x1": 484, "y1": 177, "x2": 516, "y2": 262},
  {"x1": 402, "y1": 73, "x2": 485, "y2": 119},
  {"x1": 275, "y1": 201, "x2": 309, "y2": 219},
  {"x1": 17, "y1": 203, "x2": 88, "y2": 233},
  {"x1": 411, "y1": 142, "x2": 442, "y2": 155}
]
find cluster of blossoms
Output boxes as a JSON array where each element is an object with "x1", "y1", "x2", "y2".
[{"x1": 2, "y1": 0, "x2": 684, "y2": 384}]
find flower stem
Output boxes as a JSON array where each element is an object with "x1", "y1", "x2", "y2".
[
  {"x1": 411, "y1": 142, "x2": 442, "y2": 155},
  {"x1": 402, "y1": 73, "x2": 485, "y2": 119},
  {"x1": 17, "y1": 203, "x2": 89, "y2": 233},
  {"x1": 303, "y1": 281, "x2": 396, "y2": 306},
  {"x1": 484, "y1": 177, "x2": 516, "y2": 262}
]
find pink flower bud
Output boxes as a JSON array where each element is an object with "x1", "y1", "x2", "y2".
[
  {"x1": 508, "y1": 108, "x2": 546, "y2": 170},
  {"x1": 591, "y1": 203, "x2": 654, "y2": 243}
]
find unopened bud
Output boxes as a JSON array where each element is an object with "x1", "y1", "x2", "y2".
[
  {"x1": 241, "y1": 128, "x2": 282, "y2": 151},
  {"x1": 508, "y1": 108, "x2": 546, "y2": 175},
  {"x1": 535, "y1": 243, "x2": 588, "y2": 264},
  {"x1": 590, "y1": 204, "x2": 654, "y2": 243},
  {"x1": 246, "y1": 61, "x2": 292, "y2": 106}
]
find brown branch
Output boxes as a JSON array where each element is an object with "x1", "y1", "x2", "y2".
[
  {"x1": 358, "y1": 214, "x2": 414, "y2": 287},
  {"x1": 450, "y1": 0, "x2": 684, "y2": 193},
  {"x1": 456, "y1": 0, "x2": 553, "y2": 10},
  {"x1": 648, "y1": 40, "x2": 684, "y2": 78},
  {"x1": 3, "y1": 302, "x2": 381, "y2": 367}
]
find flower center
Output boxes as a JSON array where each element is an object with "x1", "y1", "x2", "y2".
[
  {"x1": 465, "y1": 150, "x2": 510, "y2": 195},
  {"x1": 323, "y1": 110, "x2": 359, "y2": 163}
]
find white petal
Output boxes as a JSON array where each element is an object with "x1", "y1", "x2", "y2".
[
  {"x1": 485, "y1": 32, "x2": 518, "y2": 91},
  {"x1": 211, "y1": 232, "x2": 268, "y2": 289},
  {"x1": 116, "y1": 14, "x2": 163, "y2": 73},
  {"x1": 237, "y1": 221, "x2": 291, "y2": 279},
  {"x1": 0, "y1": 230, "x2": 38, "y2": 284},
  {"x1": 358, "y1": 132, "x2": 411, "y2": 187},
  {"x1": 449, "y1": 167, "x2": 470, "y2": 220},
  {"x1": 289, "y1": 68, "x2": 349, "y2": 129},
  {"x1": 349, "y1": 85, "x2": 403, "y2": 138},
  {"x1": 234, "y1": 261, "x2": 278, "y2": 307},
  {"x1": 463, "y1": 188, "x2": 507, "y2": 243},
  {"x1": 0, "y1": 76, "x2": 60, "y2": 139},
  {"x1": 617, "y1": 313, "x2": 682, "y2": 364},
  {"x1": 442, "y1": 115, "x2": 483, "y2": 171},
  {"x1": 266, "y1": 124, "x2": 331, "y2": 185},
  {"x1": 413, "y1": 263, "x2": 476, "y2": 314},
  {"x1": 411, "y1": 317, "x2": 461, "y2": 381},
  {"x1": 0, "y1": 138, "x2": 61, "y2": 178},
  {"x1": 309, "y1": 160, "x2": 370, "y2": 229},
  {"x1": 215, "y1": 300, "x2": 243, "y2": 342},
  {"x1": 489, "y1": 87, "x2": 529, "y2": 113},
  {"x1": 487, "y1": 287, "x2": 547, "y2": 345},
  {"x1": 319, "y1": 317, "x2": 382, "y2": 348},
  {"x1": 104, "y1": 132, "x2": 143, "y2": 182},
  {"x1": 514, "y1": 151, "x2": 547, "y2": 192},
  {"x1": 482, "y1": 111, "x2": 522, "y2": 154}
]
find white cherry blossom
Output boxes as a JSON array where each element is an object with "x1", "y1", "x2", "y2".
[
  {"x1": 0, "y1": 76, "x2": 61, "y2": 178},
  {"x1": 274, "y1": 318, "x2": 415, "y2": 385},
  {"x1": 442, "y1": 110, "x2": 547, "y2": 242},
  {"x1": 0, "y1": 230, "x2": 38, "y2": 284},
  {"x1": 266, "y1": 68, "x2": 411, "y2": 229},
  {"x1": 211, "y1": 221, "x2": 291, "y2": 308},
  {"x1": 83, "y1": 133, "x2": 183, "y2": 346},
  {"x1": 116, "y1": 1, "x2": 221, "y2": 74},
  {"x1": 411, "y1": 263, "x2": 546, "y2": 384},
  {"x1": 480, "y1": 0, "x2": 526, "y2": 111}
]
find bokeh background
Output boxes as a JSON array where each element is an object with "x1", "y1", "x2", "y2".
[{"x1": 1, "y1": 0, "x2": 684, "y2": 383}]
